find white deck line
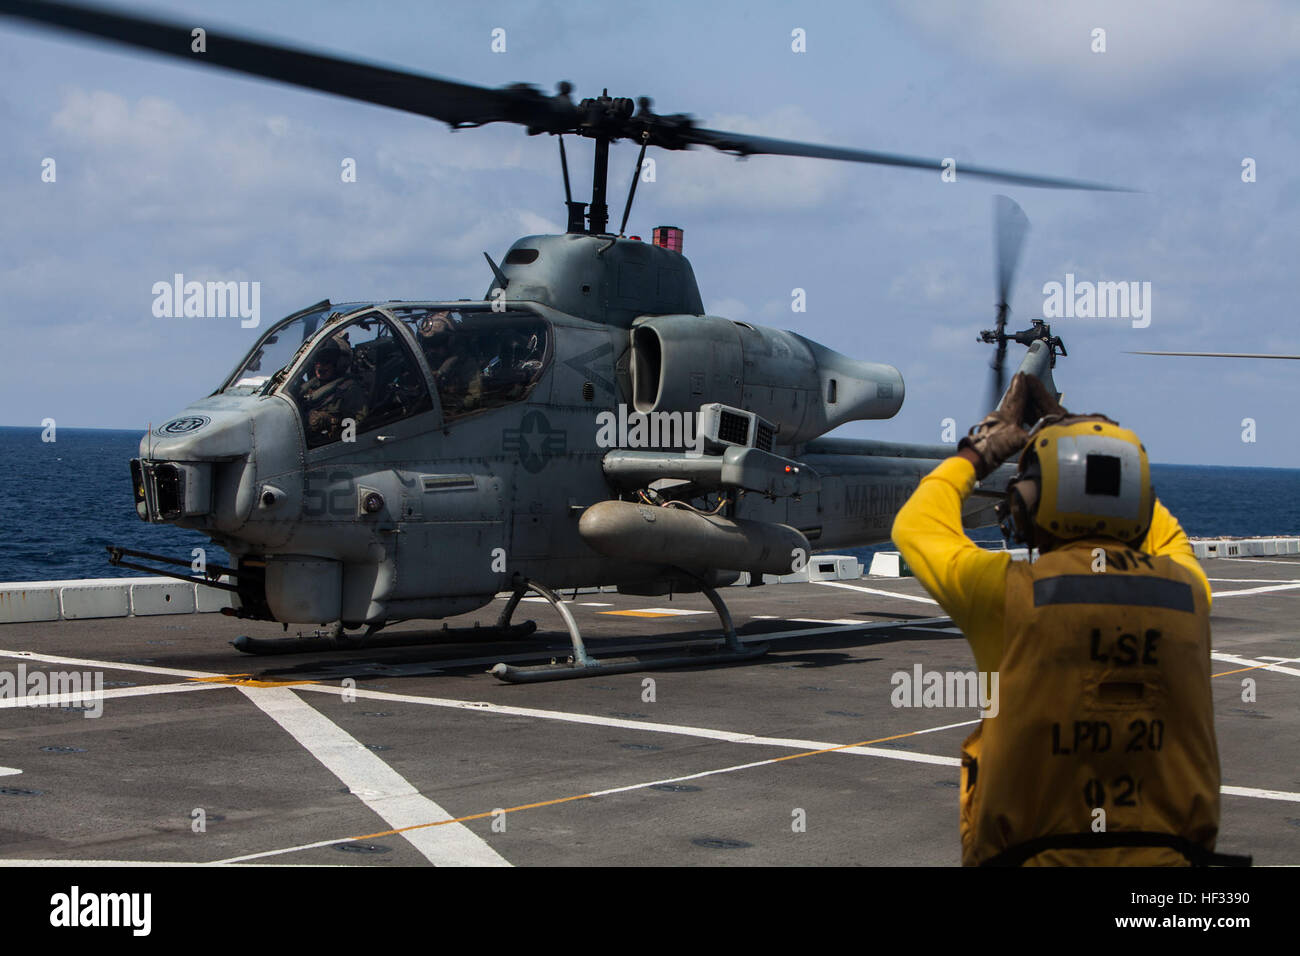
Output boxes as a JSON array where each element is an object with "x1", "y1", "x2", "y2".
[
  {"x1": 1207, "y1": 578, "x2": 1300, "y2": 584},
  {"x1": 298, "y1": 681, "x2": 963, "y2": 766},
  {"x1": 1211, "y1": 583, "x2": 1300, "y2": 598},
  {"x1": 0, "y1": 649, "x2": 215, "y2": 680},
  {"x1": 0, "y1": 682, "x2": 228, "y2": 709},
  {"x1": 1211, "y1": 652, "x2": 1300, "y2": 679},
  {"x1": 237, "y1": 686, "x2": 509, "y2": 867},
  {"x1": 1218, "y1": 558, "x2": 1300, "y2": 566},
  {"x1": 588, "y1": 718, "x2": 981, "y2": 797},
  {"x1": 813, "y1": 580, "x2": 940, "y2": 605},
  {"x1": 739, "y1": 617, "x2": 951, "y2": 642},
  {"x1": 1220, "y1": 786, "x2": 1300, "y2": 803}
]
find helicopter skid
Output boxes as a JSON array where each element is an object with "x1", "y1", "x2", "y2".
[
  {"x1": 490, "y1": 572, "x2": 754, "y2": 682},
  {"x1": 231, "y1": 620, "x2": 538, "y2": 656},
  {"x1": 489, "y1": 641, "x2": 770, "y2": 683}
]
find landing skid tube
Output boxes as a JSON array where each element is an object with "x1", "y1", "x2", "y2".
[
  {"x1": 489, "y1": 575, "x2": 767, "y2": 683},
  {"x1": 231, "y1": 620, "x2": 538, "y2": 656}
]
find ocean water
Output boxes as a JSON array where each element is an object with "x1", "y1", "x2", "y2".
[
  {"x1": 1, "y1": 426, "x2": 1297, "y2": 583},
  {"x1": 0, "y1": 426, "x2": 230, "y2": 583}
]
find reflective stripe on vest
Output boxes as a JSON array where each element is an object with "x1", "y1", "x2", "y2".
[{"x1": 960, "y1": 542, "x2": 1222, "y2": 867}]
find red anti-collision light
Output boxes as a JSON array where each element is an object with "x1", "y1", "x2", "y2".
[{"x1": 652, "y1": 226, "x2": 683, "y2": 253}]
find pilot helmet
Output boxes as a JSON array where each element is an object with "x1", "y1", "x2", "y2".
[
  {"x1": 312, "y1": 337, "x2": 351, "y2": 374},
  {"x1": 418, "y1": 311, "x2": 455, "y2": 345}
]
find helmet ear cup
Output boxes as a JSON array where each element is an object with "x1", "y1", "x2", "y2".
[
  {"x1": 996, "y1": 477, "x2": 1041, "y2": 547},
  {"x1": 997, "y1": 449, "x2": 1042, "y2": 547},
  {"x1": 1008, "y1": 480, "x2": 1037, "y2": 546},
  {"x1": 997, "y1": 485, "x2": 1022, "y2": 543}
]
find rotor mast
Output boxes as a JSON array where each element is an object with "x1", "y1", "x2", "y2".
[
  {"x1": 588, "y1": 135, "x2": 611, "y2": 235},
  {"x1": 568, "y1": 89, "x2": 637, "y2": 236}
]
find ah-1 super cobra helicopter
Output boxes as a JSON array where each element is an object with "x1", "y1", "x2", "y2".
[{"x1": 3, "y1": 1, "x2": 1112, "y2": 681}]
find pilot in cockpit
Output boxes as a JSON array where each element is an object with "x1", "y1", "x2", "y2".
[
  {"x1": 418, "y1": 311, "x2": 483, "y2": 411},
  {"x1": 300, "y1": 337, "x2": 366, "y2": 443}
]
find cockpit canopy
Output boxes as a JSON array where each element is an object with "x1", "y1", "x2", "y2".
[
  {"x1": 222, "y1": 301, "x2": 340, "y2": 396},
  {"x1": 221, "y1": 302, "x2": 550, "y2": 448},
  {"x1": 390, "y1": 306, "x2": 548, "y2": 422},
  {"x1": 285, "y1": 310, "x2": 433, "y2": 447}
]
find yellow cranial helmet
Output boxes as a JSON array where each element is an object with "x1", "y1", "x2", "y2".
[{"x1": 1015, "y1": 415, "x2": 1153, "y2": 545}]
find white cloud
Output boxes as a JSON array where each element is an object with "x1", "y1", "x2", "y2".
[
  {"x1": 888, "y1": 260, "x2": 971, "y2": 305},
  {"x1": 52, "y1": 89, "x2": 193, "y2": 145},
  {"x1": 893, "y1": 0, "x2": 1300, "y2": 96},
  {"x1": 516, "y1": 209, "x2": 565, "y2": 238},
  {"x1": 707, "y1": 296, "x2": 750, "y2": 319}
]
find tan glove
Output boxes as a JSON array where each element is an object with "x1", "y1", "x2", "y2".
[{"x1": 959, "y1": 373, "x2": 1066, "y2": 479}]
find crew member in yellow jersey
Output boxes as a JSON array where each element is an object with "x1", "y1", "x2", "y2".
[{"x1": 891, "y1": 372, "x2": 1247, "y2": 867}]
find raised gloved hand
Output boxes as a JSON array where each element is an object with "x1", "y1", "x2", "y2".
[
  {"x1": 958, "y1": 373, "x2": 1067, "y2": 479},
  {"x1": 1020, "y1": 373, "x2": 1068, "y2": 431}
]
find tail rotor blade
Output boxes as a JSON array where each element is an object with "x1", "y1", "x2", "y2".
[
  {"x1": 989, "y1": 330, "x2": 1007, "y2": 409},
  {"x1": 994, "y1": 195, "x2": 1029, "y2": 308},
  {"x1": 986, "y1": 196, "x2": 1029, "y2": 408}
]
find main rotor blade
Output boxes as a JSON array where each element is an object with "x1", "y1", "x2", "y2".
[
  {"x1": 0, "y1": 0, "x2": 1131, "y2": 191},
  {"x1": 1128, "y1": 351, "x2": 1300, "y2": 359},
  {"x1": 686, "y1": 128, "x2": 1131, "y2": 191},
  {"x1": 994, "y1": 195, "x2": 1030, "y2": 306},
  {"x1": 0, "y1": 0, "x2": 577, "y2": 130}
]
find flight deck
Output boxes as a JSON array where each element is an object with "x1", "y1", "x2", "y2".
[{"x1": 0, "y1": 556, "x2": 1296, "y2": 867}]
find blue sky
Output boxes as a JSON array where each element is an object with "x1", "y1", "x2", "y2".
[{"x1": 1, "y1": 0, "x2": 1298, "y2": 465}]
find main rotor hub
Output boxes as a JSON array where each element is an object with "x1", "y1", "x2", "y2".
[
  {"x1": 577, "y1": 89, "x2": 635, "y2": 135},
  {"x1": 979, "y1": 318, "x2": 1068, "y2": 365}
]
